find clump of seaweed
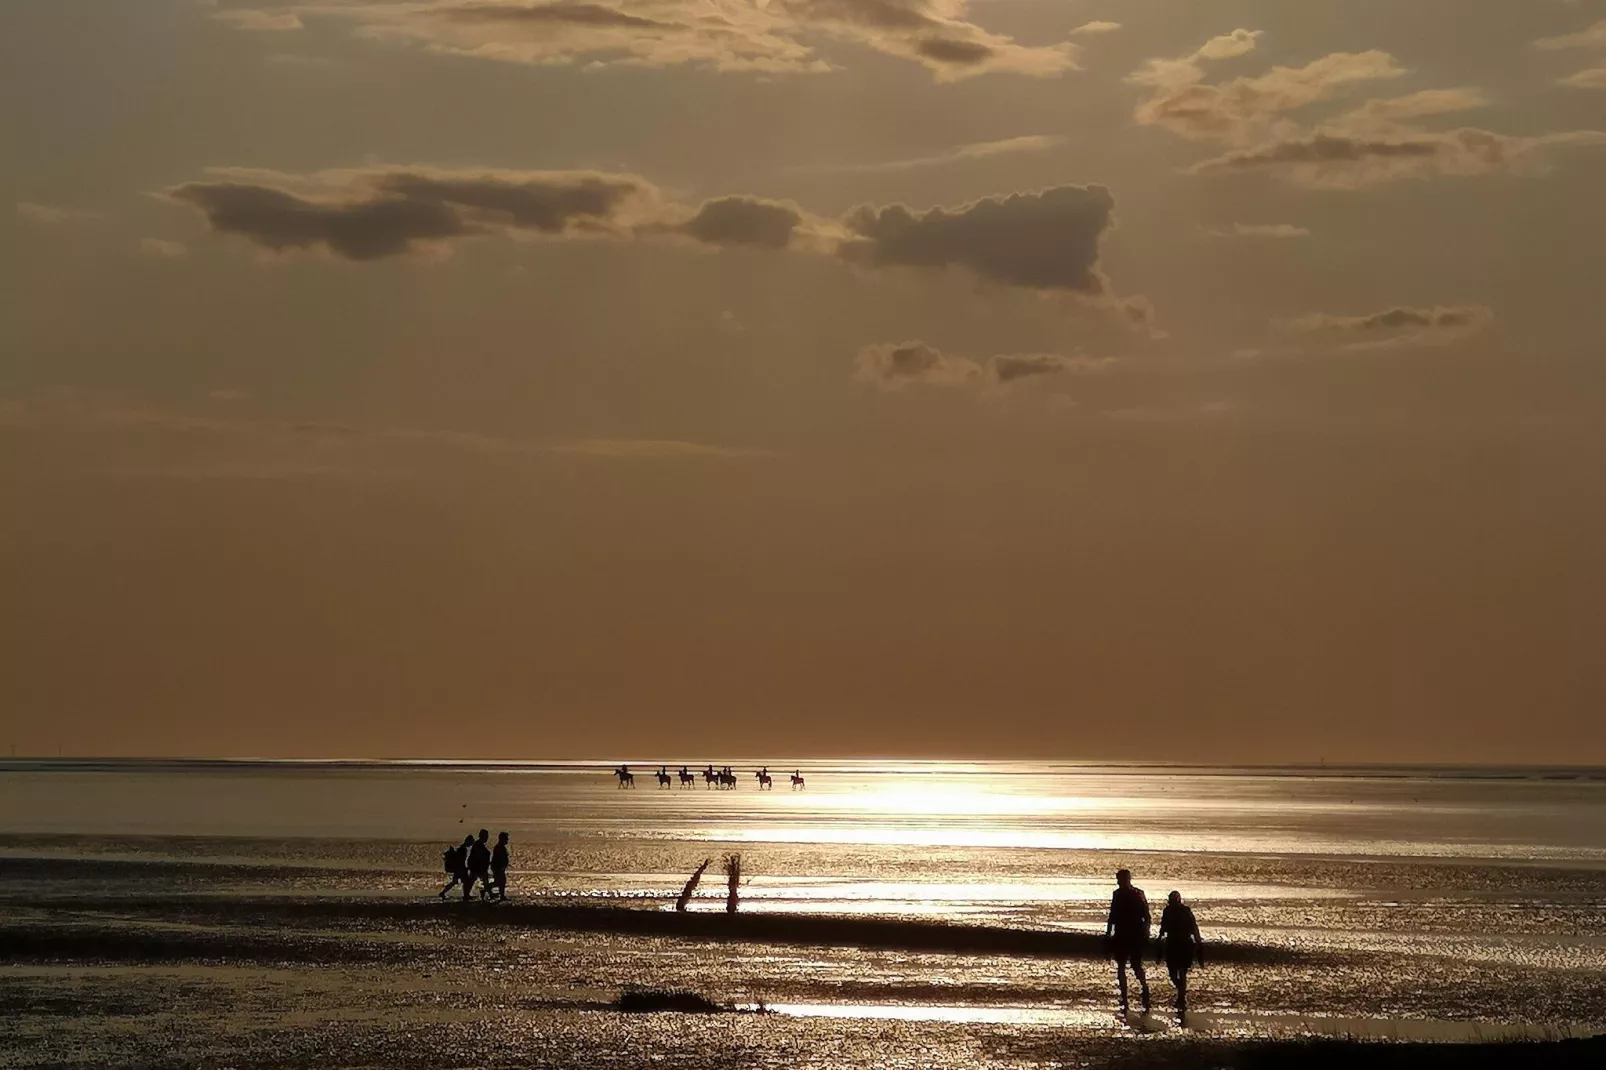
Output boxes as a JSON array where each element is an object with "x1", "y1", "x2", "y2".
[{"x1": 615, "y1": 987, "x2": 726, "y2": 1014}]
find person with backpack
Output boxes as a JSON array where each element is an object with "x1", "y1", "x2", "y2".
[
  {"x1": 438, "y1": 835, "x2": 472, "y2": 899},
  {"x1": 465, "y1": 828, "x2": 492, "y2": 901}
]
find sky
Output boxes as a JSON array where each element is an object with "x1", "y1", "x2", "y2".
[{"x1": 3, "y1": 1, "x2": 1606, "y2": 763}]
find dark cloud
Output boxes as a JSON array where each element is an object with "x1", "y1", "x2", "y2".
[
  {"x1": 166, "y1": 182, "x2": 472, "y2": 260},
  {"x1": 373, "y1": 171, "x2": 647, "y2": 232},
  {"x1": 679, "y1": 197, "x2": 804, "y2": 249},
  {"x1": 169, "y1": 168, "x2": 1142, "y2": 313},
  {"x1": 915, "y1": 37, "x2": 995, "y2": 66},
  {"x1": 168, "y1": 168, "x2": 661, "y2": 259},
  {"x1": 838, "y1": 184, "x2": 1117, "y2": 295},
  {"x1": 990, "y1": 353, "x2": 1082, "y2": 384}
]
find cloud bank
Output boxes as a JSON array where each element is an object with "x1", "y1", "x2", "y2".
[
  {"x1": 1133, "y1": 31, "x2": 1606, "y2": 187},
  {"x1": 168, "y1": 166, "x2": 1145, "y2": 316},
  {"x1": 220, "y1": 0, "x2": 1079, "y2": 80}
]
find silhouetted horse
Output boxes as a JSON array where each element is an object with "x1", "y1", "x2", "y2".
[
  {"x1": 718, "y1": 768, "x2": 737, "y2": 790},
  {"x1": 656, "y1": 767, "x2": 672, "y2": 789},
  {"x1": 678, "y1": 766, "x2": 697, "y2": 788},
  {"x1": 702, "y1": 766, "x2": 719, "y2": 789},
  {"x1": 755, "y1": 770, "x2": 773, "y2": 790},
  {"x1": 614, "y1": 766, "x2": 635, "y2": 789},
  {"x1": 790, "y1": 771, "x2": 806, "y2": 790}
]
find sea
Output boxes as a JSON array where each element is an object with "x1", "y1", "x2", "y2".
[{"x1": 2, "y1": 760, "x2": 1604, "y2": 1068}]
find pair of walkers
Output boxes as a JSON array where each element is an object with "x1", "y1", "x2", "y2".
[
  {"x1": 440, "y1": 829, "x2": 510, "y2": 901},
  {"x1": 1105, "y1": 868, "x2": 1204, "y2": 1017}
]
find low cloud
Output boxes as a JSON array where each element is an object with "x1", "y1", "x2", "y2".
[
  {"x1": 1131, "y1": 31, "x2": 1605, "y2": 188},
  {"x1": 1069, "y1": 21, "x2": 1121, "y2": 37},
  {"x1": 168, "y1": 165, "x2": 1141, "y2": 315},
  {"x1": 1192, "y1": 128, "x2": 1606, "y2": 188},
  {"x1": 838, "y1": 184, "x2": 1118, "y2": 296},
  {"x1": 829, "y1": 134, "x2": 1065, "y2": 173},
  {"x1": 856, "y1": 340, "x2": 983, "y2": 389},
  {"x1": 1205, "y1": 223, "x2": 1310, "y2": 239},
  {"x1": 167, "y1": 167, "x2": 668, "y2": 259},
  {"x1": 16, "y1": 201, "x2": 100, "y2": 224},
  {"x1": 855, "y1": 341, "x2": 1109, "y2": 391},
  {"x1": 140, "y1": 238, "x2": 189, "y2": 258},
  {"x1": 1131, "y1": 40, "x2": 1405, "y2": 144},
  {"x1": 675, "y1": 196, "x2": 807, "y2": 250},
  {"x1": 1285, "y1": 304, "x2": 1493, "y2": 349},
  {"x1": 1535, "y1": 17, "x2": 1606, "y2": 87},
  {"x1": 248, "y1": 0, "x2": 1081, "y2": 80},
  {"x1": 212, "y1": 9, "x2": 304, "y2": 31},
  {"x1": 1, "y1": 397, "x2": 774, "y2": 468},
  {"x1": 1561, "y1": 67, "x2": 1606, "y2": 89},
  {"x1": 1533, "y1": 19, "x2": 1606, "y2": 51}
]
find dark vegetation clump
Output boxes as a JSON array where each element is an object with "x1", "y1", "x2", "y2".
[{"x1": 615, "y1": 987, "x2": 727, "y2": 1014}]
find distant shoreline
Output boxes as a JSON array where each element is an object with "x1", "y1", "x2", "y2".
[{"x1": 5, "y1": 758, "x2": 1605, "y2": 781}]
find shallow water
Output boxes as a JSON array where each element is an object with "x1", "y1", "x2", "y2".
[{"x1": 2, "y1": 761, "x2": 1604, "y2": 1067}]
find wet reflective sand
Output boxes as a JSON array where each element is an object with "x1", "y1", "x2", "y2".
[{"x1": 2, "y1": 761, "x2": 1604, "y2": 1066}]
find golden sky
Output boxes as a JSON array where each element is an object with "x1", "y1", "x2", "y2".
[{"x1": 3, "y1": 1, "x2": 1606, "y2": 761}]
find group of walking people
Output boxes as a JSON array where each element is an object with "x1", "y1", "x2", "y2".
[
  {"x1": 1105, "y1": 868, "x2": 1205, "y2": 1019},
  {"x1": 439, "y1": 828, "x2": 511, "y2": 901}
]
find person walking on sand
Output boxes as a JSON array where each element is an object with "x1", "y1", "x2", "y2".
[
  {"x1": 486, "y1": 831, "x2": 511, "y2": 901},
  {"x1": 465, "y1": 828, "x2": 492, "y2": 901},
  {"x1": 1156, "y1": 890, "x2": 1204, "y2": 1019},
  {"x1": 438, "y1": 835, "x2": 472, "y2": 899},
  {"x1": 1105, "y1": 869, "x2": 1152, "y2": 1012}
]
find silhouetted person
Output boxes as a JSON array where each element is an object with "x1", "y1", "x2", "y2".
[
  {"x1": 1156, "y1": 890, "x2": 1204, "y2": 1019},
  {"x1": 466, "y1": 828, "x2": 491, "y2": 901},
  {"x1": 438, "y1": 835, "x2": 472, "y2": 899},
  {"x1": 487, "y1": 831, "x2": 511, "y2": 901},
  {"x1": 1105, "y1": 868, "x2": 1152, "y2": 1012}
]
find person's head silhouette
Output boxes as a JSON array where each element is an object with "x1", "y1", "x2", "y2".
[
  {"x1": 478, "y1": 828, "x2": 489, "y2": 842},
  {"x1": 461, "y1": 835, "x2": 474, "y2": 847},
  {"x1": 497, "y1": 831, "x2": 509, "y2": 845},
  {"x1": 1116, "y1": 869, "x2": 1132, "y2": 887},
  {"x1": 1168, "y1": 890, "x2": 1183, "y2": 906}
]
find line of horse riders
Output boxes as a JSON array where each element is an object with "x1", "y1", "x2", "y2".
[{"x1": 613, "y1": 764, "x2": 806, "y2": 790}]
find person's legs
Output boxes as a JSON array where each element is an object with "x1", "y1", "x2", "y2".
[
  {"x1": 1114, "y1": 950, "x2": 1130, "y2": 1009},
  {"x1": 1130, "y1": 948, "x2": 1150, "y2": 1010},
  {"x1": 1169, "y1": 965, "x2": 1187, "y2": 1014}
]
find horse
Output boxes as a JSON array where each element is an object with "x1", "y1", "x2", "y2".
[
  {"x1": 656, "y1": 767, "x2": 673, "y2": 789},
  {"x1": 755, "y1": 770, "x2": 773, "y2": 790},
  {"x1": 614, "y1": 766, "x2": 635, "y2": 789},
  {"x1": 678, "y1": 767, "x2": 697, "y2": 789},
  {"x1": 790, "y1": 771, "x2": 806, "y2": 790},
  {"x1": 718, "y1": 768, "x2": 737, "y2": 790},
  {"x1": 702, "y1": 766, "x2": 719, "y2": 790}
]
